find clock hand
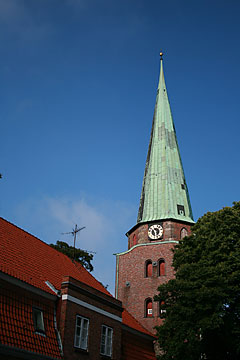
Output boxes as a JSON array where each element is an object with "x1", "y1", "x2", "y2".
[{"x1": 152, "y1": 229, "x2": 156, "y2": 236}]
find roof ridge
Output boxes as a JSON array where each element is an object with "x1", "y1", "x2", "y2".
[
  {"x1": 0, "y1": 217, "x2": 111, "y2": 296},
  {"x1": 72, "y1": 261, "x2": 113, "y2": 297},
  {"x1": 0, "y1": 216, "x2": 65, "y2": 253},
  {"x1": 0, "y1": 216, "x2": 86, "y2": 266}
]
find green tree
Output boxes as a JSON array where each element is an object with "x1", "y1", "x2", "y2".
[
  {"x1": 154, "y1": 202, "x2": 240, "y2": 360},
  {"x1": 50, "y1": 240, "x2": 94, "y2": 272}
]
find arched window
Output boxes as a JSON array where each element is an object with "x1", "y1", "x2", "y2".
[
  {"x1": 145, "y1": 260, "x2": 152, "y2": 277},
  {"x1": 145, "y1": 298, "x2": 153, "y2": 317},
  {"x1": 180, "y1": 227, "x2": 188, "y2": 239},
  {"x1": 132, "y1": 234, "x2": 137, "y2": 246},
  {"x1": 158, "y1": 259, "x2": 165, "y2": 276}
]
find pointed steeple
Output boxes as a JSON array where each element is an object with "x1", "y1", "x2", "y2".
[{"x1": 137, "y1": 54, "x2": 194, "y2": 224}]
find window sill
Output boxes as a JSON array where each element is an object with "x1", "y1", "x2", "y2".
[
  {"x1": 100, "y1": 355, "x2": 112, "y2": 359},
  {"x1": 74, "y1": 347, "x2": 89, "y2": 355}
]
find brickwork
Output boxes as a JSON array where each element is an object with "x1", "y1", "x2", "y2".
[
  {"x1": 0, "y1": 217, "x2": 157, "y2": 360},
  {"x1": 59, "y1": 276, "x2": 122, "y2": 360},
  {"x1": 117, "y1": 220, "x2": 192, "y2": 333},
  {"x1": 128, "y1": 220, "x2": 192, "y2": 249}
]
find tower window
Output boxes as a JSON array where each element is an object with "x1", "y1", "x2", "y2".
[
  {"x1": 145, "y1": 260, "x2": 153, "y2": 277},
  {"x1": 159, "y1": 301, "x2": 166, "y2": 318},
  {"x1": 158, "y1": 259, "x2": 165, "y2": 276},
  {"x1": 145, "y1": 298, "x2": 153, "y2": 317},
  {"x1": 180, "y1": 227, "x2": 188, "y2": 239},
  {"x1": 177, "y1": 204, "x2": 185, "y2": 216}
]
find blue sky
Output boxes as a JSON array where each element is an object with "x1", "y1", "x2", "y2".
[{"x1": 1, "y1": 0, "x2": 240, "y2": 294}]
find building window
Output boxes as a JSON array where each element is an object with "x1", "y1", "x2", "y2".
[
  {"x1": 100, "y1": 325, "x2": 113, "y2": 357},
  {"x1": 145, "y1": 298, "x2": 153, "y2": 317},
  {"x1": 158, "y1": 259, "x2": 165, "y2": 276},
  {"x1": 74, "y1": 315, "x2": 89, "y2": 350},
  {"x1": 180, "y1": 227, "x2": 188, "y2": 239},
  {"x1": 145, "y1": 260, "x2": 153, "y2": 277},
  {"x1": 32, "y1": 307, "x2": 45, "y2": 334}
]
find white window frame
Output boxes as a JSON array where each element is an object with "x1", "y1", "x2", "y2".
[
  {"x1": 148, "y1": 308, "x2": 152, "y2": 315},
  {"x1": 74, "y1": 315, "x2": 89, "y2": 350},
  {"x1": 100, "y1": 325, "x2": 113, "y2": 357}
]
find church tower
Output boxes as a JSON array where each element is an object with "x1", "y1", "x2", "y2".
[{"x1": 115, "y1": 54, "x2": 194, "y2": 333}]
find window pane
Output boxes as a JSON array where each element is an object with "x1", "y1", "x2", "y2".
[
  {"x1": 101, "y1": 343, "x2": 106, "y2": 354},
  {"x1": 83, "y1": 319, "x2": 88, "y2": 329},
  {"x1": 80, "y1": 330, "x2": 87, "y2": 350},
  {"x1": 159, "y1": 260, "x2": 165, "y2": 276},
  {"x1": 146, "y1": 300, "x2": 153, "y2": 317},
  {"x1": 75, "y1": 335, "x2": 80, "y2": 348},
  {"x1": 76, "y1": 325, "x2": 81, "y2": 336},
  {"x1": 101, "y1": 326, "x2": 112, "y2": 356},
  {"x1": 101, "y1": 326, "x2": 106, "y2": 354},
  {"x1": 102, "y1": 326, "x2": 106, "y2": 336},
  {"x1": 74, "y1": 316, "x2": 89, "y2": 350},
  {"x1": 147, "y1": 262, "x2": 152, "y2": 277},
  {"x1": 33, "y1": 308, "x2": 45, "y2": 332},
  {"x1": 106, "y1": 328, "x2": 113, "y2": 356}
]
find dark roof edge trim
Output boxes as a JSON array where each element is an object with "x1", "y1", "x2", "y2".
[
  {"x1": 0, "y1": 344, "x2": 62, "y2": 360},
  {"x1": 61, "y1": 280, "x2": 123, "y2": 312},
  {"x1": 0, "y1": 272, "x2": 57, "y2": 301},
  {"x1": 126, "y1": 217, "x2": 195, "y2": 236},
  {"x1": 121, "y1": 323, "x2": 156, "y2": 340}
]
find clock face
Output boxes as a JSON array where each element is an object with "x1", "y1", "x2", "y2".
[{"x1": 148, "y1": 224, "x2": 163, "y2": 240}]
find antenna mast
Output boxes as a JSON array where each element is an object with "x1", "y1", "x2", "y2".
[{"x1": 61, "y1": 224, "x2": 86, "y2": 260}]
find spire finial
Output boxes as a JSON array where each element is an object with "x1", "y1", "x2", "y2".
[{"x1": 160, "y1": 52, "x2": 163, "y2": 60}]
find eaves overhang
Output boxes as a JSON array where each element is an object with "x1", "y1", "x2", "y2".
[
  {"x1": 114, "y1": 239, "x2": 179, "y2": 257},
  {"x1": 121, "y1": 323, "x2": 156, "y2": 340},
  {"x1": 0, "y1": 344, "x2": 62, "y2": 360},
  {"x1": 0, "y1": 271, "x2": 58, "y2": 301},
  {"x1": 126, "y1": 217, "x2": 195, "y2": 237}
]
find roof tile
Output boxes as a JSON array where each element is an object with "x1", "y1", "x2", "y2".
[
  {"x1": 0, "y1": 217, "x2": 153, "y2": 339},
  {"x1": 0, "y1": 217, "x2": 110, "y2": 296}
]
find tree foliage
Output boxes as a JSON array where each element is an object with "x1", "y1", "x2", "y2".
[
  {"x1": 50, "y1": 240, "x2": 94, "y2": 272},
  {"x1": 154, "y1": 202, "x2": 240, "y2": 360}
]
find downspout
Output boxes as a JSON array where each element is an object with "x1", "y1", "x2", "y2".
[
  {"x1": 45, "y1": 281, "x2": 63, "y2": 357},
  {"x1": 54, "y1": 301, "x2": 63, "y2": 357}
]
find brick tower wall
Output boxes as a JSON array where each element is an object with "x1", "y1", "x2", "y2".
[{"x1": 116, "y1": 220, "x2": 192, "y2": 334}]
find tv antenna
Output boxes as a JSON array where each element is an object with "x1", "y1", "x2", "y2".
[
  {"x1": 61, "y1": 224, "x2": 96, "y2": 260},
  {"x1": 61, "y1": 224, "x2": 86, "y2": 260}
]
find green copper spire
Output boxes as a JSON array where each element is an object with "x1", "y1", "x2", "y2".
[{"x1": 137, "y1": 55, "x2": 194, "y2": 224}]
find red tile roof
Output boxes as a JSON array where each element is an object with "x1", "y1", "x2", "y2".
[
  {"x1": 122, "y1": 309, "x2": 155, "y2": 337},
  {"x1": 0, "y1": 217, "x2": 110, "y2": 296},
  {"x1": 0, "y1": 284, "x2": 62, "y2": 359},
  {"x1": 0, "y1": 217, "x2": 154, "y2": 338}
]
